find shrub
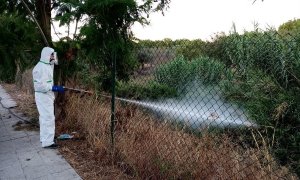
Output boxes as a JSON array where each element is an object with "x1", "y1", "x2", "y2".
[
  {"x1": 154, "y1": 55, "x2": 232, "y2": 92},
  {"x1": 190, "y1": 56, "x2": 231, "y2": 85},
  {"x1": 154, "y1": 56, "x2": 192, "y2": 92},
  {"x1": 116, "y1": 81, "x2": 177, "y2": 100},
  {"x1": 0, "y1": 14, "x2": 41, "y2": 82},
  {"x1": 176, "y1": 39, "x2": 206, "y2": 60},
  {"x1": 58, "y1": 93, "x2": 297, "y2": 179},
  {"x1": 219, "y1": 31, "x2": 300, "y2": 89}
]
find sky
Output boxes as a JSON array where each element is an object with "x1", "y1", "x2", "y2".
[{"x1": 131, "y1": 0, "x2": 300, "y2": 41}]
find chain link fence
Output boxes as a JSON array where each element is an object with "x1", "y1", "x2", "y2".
[
  {"x1": 109, "y1": 31, "x2": 300, "y2": 179},
  {"x1": 62, "y1": 30, "x2": 300, "y2": 179}
]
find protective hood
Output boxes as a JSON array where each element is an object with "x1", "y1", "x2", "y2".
[{"x1": 40, "y1": 47, "x2": 55, "y2": 63}]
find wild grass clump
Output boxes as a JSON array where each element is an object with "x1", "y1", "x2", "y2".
[
  {"x1": 154, "y1": 56, "x2": 192, "y2": 92},
  {"x1": 59, "y1": 94, "x2": 111, "y2": 159},
  {"x1": 116, "y1": 80, "x2": 177, "y2": 100},
  {"x1": 165, "y1": 31, "x2": 300, "y2": 175},
  {"x1": 60, "y1": 94, "x2": 297, "y2": 179},
  {"x1": 154, "y1": 55, "x2": 231, "y2": 93},
  {"x1": 216, "y1": 31, "x2": 300, "y2": 175},
  {"x1": 15, "y1": 68, "x2": 34, "y2": 94}
]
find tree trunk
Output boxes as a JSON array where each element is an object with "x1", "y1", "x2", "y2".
[{"x1": 35, "y1": 0, "x2": 52, "y2": 46}]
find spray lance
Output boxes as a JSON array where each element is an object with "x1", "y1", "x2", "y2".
[{"x1": 63, "y1": 87, "x2": 93, "y2": 94}]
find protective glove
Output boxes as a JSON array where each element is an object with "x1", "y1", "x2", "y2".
[{"x1": 52, "y1": 85, "x2": 65, "y2": 93}]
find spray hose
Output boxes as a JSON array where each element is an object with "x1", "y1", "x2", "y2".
[{"x1": 0, "y1": 97, "x2": 39, "y2": 127}]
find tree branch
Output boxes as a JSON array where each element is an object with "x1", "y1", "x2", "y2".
[{"x1": 20, "y1": 0, "x2": 49, "y2": 46}]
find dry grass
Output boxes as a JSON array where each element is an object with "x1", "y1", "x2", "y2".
[
  {"x1": 59, "y1": 94, "x2": 298, "y2": 180},
  {"x1": 2, "y1": 83, "x2": 38, "y2": 122},
  {"x1": 3, "y1": 68, "x2": 36, "y2": 120},
  {"x1": 3, "y1": 80, "x2": 297, "y2": 179},
  {"x1": 15, "y1": 68, "x2": 34, "y2": 94}
]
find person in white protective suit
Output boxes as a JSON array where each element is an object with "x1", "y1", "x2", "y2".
[{"x1": 32, "y1": 47, "x2": 64, "y2": 148}]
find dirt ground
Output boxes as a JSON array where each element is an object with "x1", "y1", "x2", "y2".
[{"x1": 2, "y1": 84, "x2": 130, "y2": 180}]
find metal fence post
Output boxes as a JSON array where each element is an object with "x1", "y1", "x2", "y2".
[{"x1": 110, "y1": 46, "x2": 116, "y2": 149}]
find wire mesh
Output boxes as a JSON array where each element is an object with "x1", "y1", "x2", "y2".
[{"x1": 111, "y1": 31, "x2": 300, "y2": 179}]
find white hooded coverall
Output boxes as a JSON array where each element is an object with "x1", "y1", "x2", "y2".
[{"x1": 32, "y1": 47, "x2": 55, "y2": 147}]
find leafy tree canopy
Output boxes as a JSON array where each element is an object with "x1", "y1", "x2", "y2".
[
  {"x1": 0, "y1": 13, "x2": 41, "y2": 82},
  {"x1": 278, "y1": 18, "x2": 300, "y2": 36},
  {"x1": 53, "y1": 0, "x2": 171, "y2": 90}
]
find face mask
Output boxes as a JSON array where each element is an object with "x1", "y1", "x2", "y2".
[
  {"x1": 50, "y1": 59, "x2": 58, "y2": 65},
  {"x1": 50, "y1": 52, "x2": 58, "y2": 65}
]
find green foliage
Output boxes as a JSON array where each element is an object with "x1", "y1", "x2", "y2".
[
  {"x1": 209, "y1": 30, "x2": 300, "y2": 89},
  {"x1": 154, "y1": 56, "x2": 191, "y2": 92},
  {"x1": 278, "y1": 19, "x2": 300, "y2": 36},
  {"x1": 116, "y1": 81, "x2": 177, "y2": 100},
  {"x1": 52, "y1": 40, "x2": 80, "y2": 84},
  {"x1": 149, "y1": 31, "x2": 300, "y2": 174},
  {"x1": 52, "y1": 40, "x2": 101, "y2": 91},
  {"x1": 54, "y1": 1, "x2": 81, "y2": 26},
  {"x1": 0, "y1": 13, "x2": 41, "y2": 82},
  {"x1": 54, "y1": 0, "x2": 171, "y2": 90},
  {"x1": 175, "y1": 39, "x2": 206, "y2": 60},
  {"x1": 207, "y1": 30, "x2": 300, "y2": 175},
  {"x1": 203, "y1": 34, "x2": 232, "y2": 65},
  {"x1": 54, "y1": 0, "x2": 167, "y2": 90},
  {"x1": 191, "y1": 56, "x2": 231, "y2": 84},
  {"x1": 154, "y1": 56, "x2": 230, "y2": 92},
  {"x1": 135, "y1": 38, "x2": 182, "y2": 48},
  {"x1": 0, "y1": 0, "x2": 33, "y2": 16},
  {"x1": 137, "y1": 48, "x2": 152, "y2": 66},
  {"x1": 220, "y1": 69, "x2": 282, "y2": 125},
  {"x1": 77, "y1": 1, "x2": 138, "y2": 89},
  {"x1": 219, "y1": 67, "x2": 300, "y2": 174}
]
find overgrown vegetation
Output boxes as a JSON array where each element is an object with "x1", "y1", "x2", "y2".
[
  {"x1": 1, "y1": 0, "x2": 299, "y2": 178},
  {"x1": 58, "y1": 94, "x2": 297, "y2": 179},
  {"x1": 54, "y1": 0, "x2": 171, "y2": 90},
  {"x1": 59, "y1": 28, "x2": 300, "y2": 176},
  {"x1": 116, "y1": 81, "x2": 177, "y2": 100},
  {"x1": 154, "y1": 56, "x2": 231, "y2": 91},
  {"x1": 0, "y1": 14, "x2": 41, "y2": 82},
  {"x1": 154, "y1": 30, "x2": 300, "y2": 175}
]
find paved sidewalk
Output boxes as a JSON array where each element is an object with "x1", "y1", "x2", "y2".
[{"x1": 0, "y1": 85, "x2": 82, "y2": 180}]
